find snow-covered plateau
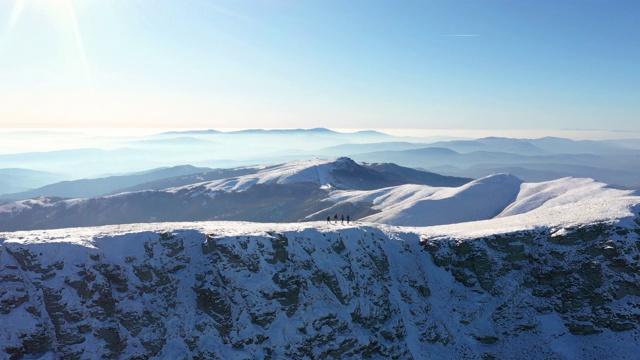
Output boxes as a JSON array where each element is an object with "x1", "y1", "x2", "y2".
[{"x1": 1, "y1": 191, "x2": 640, "y2": 359}]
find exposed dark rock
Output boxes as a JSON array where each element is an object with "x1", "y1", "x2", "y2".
[{"x1": 1, "y1": 218, "x2": 639, "y2": 359}]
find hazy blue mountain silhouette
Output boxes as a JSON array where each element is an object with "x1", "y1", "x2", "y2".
[{"x1": 1, "y1": 165, "x2": 214, "y2": 200}]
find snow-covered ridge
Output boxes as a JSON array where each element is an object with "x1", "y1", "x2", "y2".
[
  {"x1": 328, "y1": 173, "x2": 637, "y2": 228},
  {"x1": 1, "y1": 212, "x2": 640, "y2": 359},
  {"x1": 497, "y1": 177, "x2": 630, "y2": 217},
  {"x1": 119, "y1": 160, "x2": 640, "y2": 230},
  {"x1": 0, "y1": 157, "x2": 637, "y2": 232},
  {"x1": 171, "y1": 157, "x2": 349, "y2": 193},
  {"x1": 331, "y1": 173, "x2": 524, "y2": 226}
]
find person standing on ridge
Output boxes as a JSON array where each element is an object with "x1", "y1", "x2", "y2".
[
  {"x1": 334, "y1": 214, "x2": 338, "y2": 223},
  {"x1": 341, "y1": 214, "x2": 344, "y2": 224},
  {"x1": 347, "y1": 215, "x2": 350, "y2": 224},
  {"x1": 327, "y1": 216, "x2": 331, "y2": 224}
]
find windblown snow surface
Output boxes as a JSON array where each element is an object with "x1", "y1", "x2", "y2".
[
  {"x1": 1, "y1": 180, "x2": 640, "y2": 359},
  {"x1": 328, "y1": 173, "x2": 636, "y2": 228},
  {"x1": 171, "y1": 158, "x2": 340, "y2": 193}
]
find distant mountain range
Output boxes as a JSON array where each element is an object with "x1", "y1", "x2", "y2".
[
  {"x1": 0, "y1": 165, "x2": 215, "y2": 201},
  {"x1": 314, "y1": 135, "x2": 640, "y2": 189},
  {"x1": 350, "y1": 148, "x2": 639, "y2": 187},
  {"x1": 1, "y1": 129, "x2": 639, "y2": 199},
  {"x1": 0, "y1": 168, "x2": 67, "y2": 195}
]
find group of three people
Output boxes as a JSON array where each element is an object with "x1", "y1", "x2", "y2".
[{"x1": 327, "y1": 213, "x2": 349, "y2": 224}]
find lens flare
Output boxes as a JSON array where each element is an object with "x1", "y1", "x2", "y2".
[
  {"x1": 62, "y1": 0, "x2": 93, "y2": 91},
  {"x1": 1, "y1": 0, "x2": 93, "y2": 90},
  {"x1": 0, "y1": 0, "x2": 27, "y2": 51}
]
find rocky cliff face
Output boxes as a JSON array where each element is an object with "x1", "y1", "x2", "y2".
[{"x1": 1, "y1": 217, "x2": 639, "y2": 359}]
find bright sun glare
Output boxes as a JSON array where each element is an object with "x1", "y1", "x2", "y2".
[{"x1": 4, "y1": 0, "x2": 93, "y2": 89}]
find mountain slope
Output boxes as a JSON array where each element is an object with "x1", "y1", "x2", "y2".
[
  {"x1": 0, "y1": 157, "x2": 633, "y2": 231},
  {"x1": 0, "y1": 168, "x2": 67, "y2": 195},
  {"x1": 183, "y1": 158, "x2": 469, "y2": 193},
  {"x1": 357, "y1": 173, "x2": 523, "y2": 226},
  {"x1": 0, "y1": 165, "x2": 215, "y2": 200},
  {"x1": 1, "y1": 198, "x2": 639, "y2": 358},
  {"x1": 361, "y1": 162, "x2": 471, "y2": 187},
  {"x1": 322, "y1": 173, "x2": 634, "y2": 228},
  {"x1": 497, "y1": 177, "x2": 630, "y2": 217},
  {"x1": 110, "y1": 167, "x2": 259, "y2": 194},
  {"x1": 0, "y1": 158, "x2": 472, "y2": 231}
]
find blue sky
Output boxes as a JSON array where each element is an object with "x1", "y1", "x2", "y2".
[{"x1": 0, "y1": 0, "x2": 638, "y2": 135}]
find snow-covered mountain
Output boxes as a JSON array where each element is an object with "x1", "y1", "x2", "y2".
[
  {"x1": 0, "y1": 158, "x2": 470, "y2": 231},
  {"x1": 1, "y1": 190, "x2": 639, "y2": 358},
  {"x1": 0, "y1": 157, "x2": 634, "y2": 232}
]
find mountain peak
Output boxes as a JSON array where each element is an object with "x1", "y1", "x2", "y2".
[{"x1": 334, "y1": 156, "x2": 358, "y2": 168}]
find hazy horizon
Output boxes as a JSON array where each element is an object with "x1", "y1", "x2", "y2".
[{"x1": 1, "y1": 127, "x2": 639, "y2": 155}]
